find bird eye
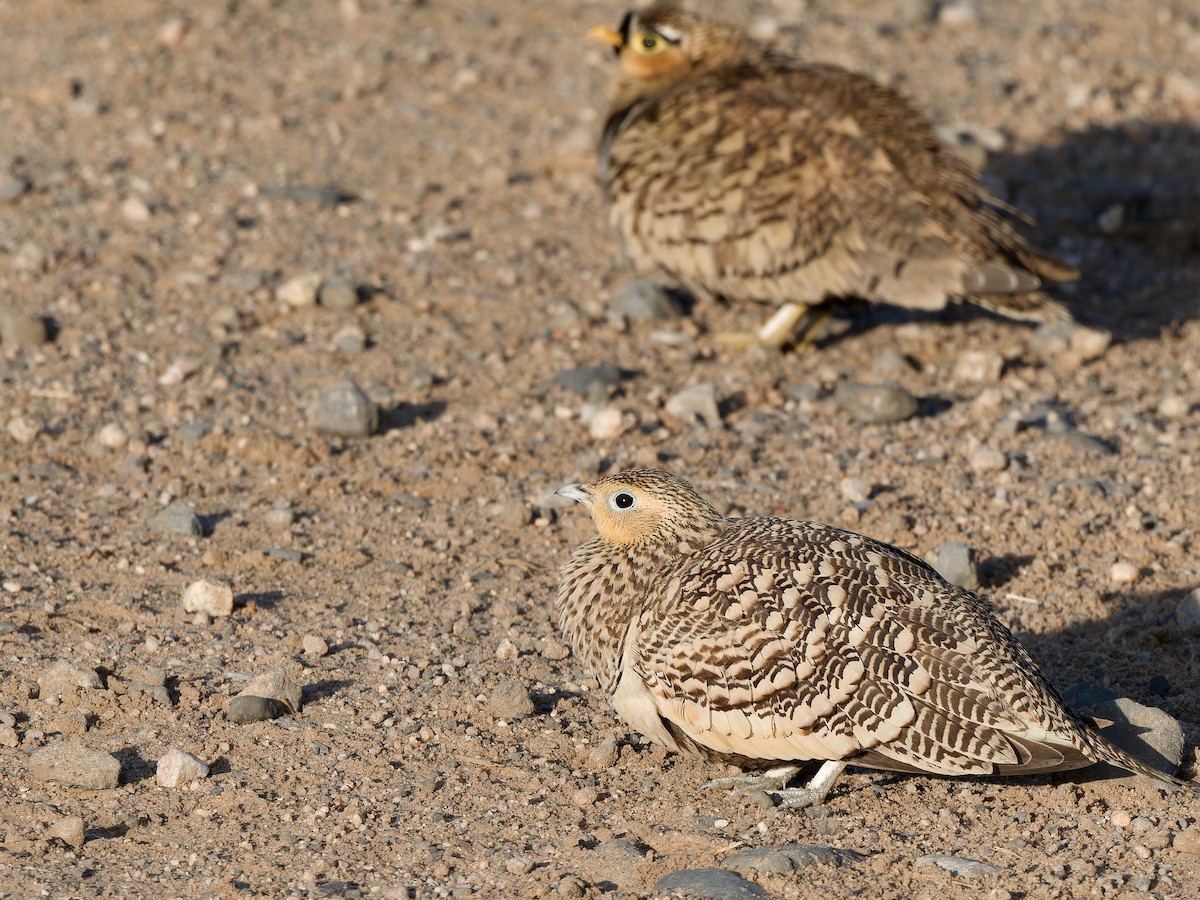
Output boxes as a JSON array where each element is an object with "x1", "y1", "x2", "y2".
[
  {"x1": 633, "y1": 30, "x2": 665, "y2": 54},
  {"x1": 612, "y1": 492, "x2": 636, "y2": 510},
  {"x1": 642, "y1": 35, "x2": 657, "y2": 49}
]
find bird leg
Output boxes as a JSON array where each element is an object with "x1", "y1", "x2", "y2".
[
  {"x1": 701, "y1": 759, "x2": 847, "y2": 809},
  {"x1": 715, "y1": 302, "x2": 831, "y2": 351}
]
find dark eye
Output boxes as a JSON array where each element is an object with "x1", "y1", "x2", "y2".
[
  {"x1": 614, "y1": 492, "x2": 635, "y2": 509},
  {"x1": 642, "y1": 35, "x2": 657, "y2": 49}
]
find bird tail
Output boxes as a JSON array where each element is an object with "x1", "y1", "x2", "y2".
[
  {"x1": 968, "y1": 290, "x2": 1072, "y2": 323},
  {"x1": 1082, "y1": 730, "x2": 1192, "y2": 792}
]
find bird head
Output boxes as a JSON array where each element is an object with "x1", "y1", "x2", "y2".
[
  {"x1": 556, "y1": 468, "x2": 724, "y2": 547},
  {"x1": 588, "y1": 7, "x2": 747, "y2": 104}
]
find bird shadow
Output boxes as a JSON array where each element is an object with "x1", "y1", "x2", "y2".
[{"x1": 988, "y1": 120, "x2": 1200, "y2": 337}]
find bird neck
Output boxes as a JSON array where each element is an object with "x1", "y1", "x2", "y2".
[{"x1": 557, "y1": 516, "x2": 726, "y2": 692}]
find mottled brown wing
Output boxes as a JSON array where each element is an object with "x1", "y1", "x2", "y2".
[
  {"x1": 605, "y1": 61, "x2": 1071, "y2": 318},
  {"x1": 631, "y1": 518, "x2": 1095, "y2": 775}
]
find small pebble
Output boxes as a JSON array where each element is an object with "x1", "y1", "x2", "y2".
[
  {"x1": 1110, "y1": 810, "x2": 1132, "y2": 829},
  {"x1": 495, "y1": 638, "x2": 518, "y2": 660},
  {"x1": 0, "y1": 725, "x2": 18, "y2": 747},
  {"x1": 934, "y1": 542, "x2": 981, "y2": 591},
  {"x1": 318, "y1": 275, "x2": 358, "y2": 310},
  {"x1": 1109, "y1": 562, "x2": 1140, "y2": 585},
  {"x1": 306, "y1": 378, "x2": 378, "y2": 437},
  {"x1": 157, "y1": 16, "x2": 188, "y2": 47},
  {"x1": 29, "y1": 742, "x2": 121, "y2": 789},
  {"x1": 121, "y1": 196, "x2": 152, "y2": 222},
  {"x1": 0, "y1": 311, "x2": 48, "y2": 349},
  {"x1": 1176, "y1": 587, "x2": 1200, "y2": 636},
  {"x1": 915, "y1": 854, "x2": 1002, "y2": 877},
  {"x1": 181, "y1": 580, "x2": 234, "y2": 617},
  {"x1": 504, "y1": 857, "x2": 534, "y2": 876},
  {"x1": 226, "y1": 695, "x2": 289, "y2": 724},
  {"x1": 937, "y1": 1, "x2": 980, "y2": 27},
  {"x1": 587, "y1": 406, "x2": 624, "y2": 440},
  {"x1": 150, "y1": 501, "x2": 203, "y2": 536},
  {"x1": 1067, "y1": 325, "x2": 1112, "y2": 362},
  {"x1": 833, "y1": 382, "x2": 918, "y2": 424},
  {"x1": 47, "y1": 816, "x2": 85, "y2": 848},
  {"x1": 0, "y1": 174, "x2": 29, "y2": 204},
  {"x1": 586, "y1": 738, "x2": 618, "y2": 771},
  {"x1": 554, "y1": 363, "x2": 622, "y2": 398},
  {"x1": 839, "y1": 477, "x2": 871, "y2": 503},
  {"x1": 613, "y1": 279, "x2": 681, "y2": 321},
  {"x1": 13, "y1": 240, "x2": 48, "y2": 272},
  {"x1": 301, "y1": 634, "x2": 329, "y2": 657},
  {"x1": 156, "y1": 748, "x2": 210, "y2": 788},
  {"x1": 177, "y1": 422, "x2": 214, "y2": 444},
  {"x1": 333, "y1": 325, "x2": 366, "y2": 354},
  {"x1": 952, "y1": 349, "x2": 1004, "y2": 384},
  {"x1": 969, "y1": 445, "x2": 1007, "y2": 473},
  {"x1": 665, "y1": 382, "x2": 722, "y2": 429},
  {"x1": 489, "y1": 679, "x2": 534, "y2": 719},
  {"x1": 6, "y1": 417, "x2": 40, "y2": 444},
  {"x1": 572, "y1": 786, "x2": 598, "y2": 808},
  {"x1": 233, "y1": 667, "x2": 303, "y2": 715},
  {"x1": 1157, "y1": 394, "x2": 1189, "y2": 419},
  {"x1": 95, "y1": 423, "x2": 129, "y2": 449},
  {"x1": 277, "y1": 272, "x2": 322, "y2": 308}
]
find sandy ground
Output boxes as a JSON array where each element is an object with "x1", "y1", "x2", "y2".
[{"x1": 1, "y1": 0, "x2": 1199, "y2": 897}]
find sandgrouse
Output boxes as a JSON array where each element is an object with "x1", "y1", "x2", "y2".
[
  {"x1": 555, "y1": 469, "x2": 1183, "y2": 806},
  {"x1": 590, "y1": 7, "x2": 1078, "y2": 348}
]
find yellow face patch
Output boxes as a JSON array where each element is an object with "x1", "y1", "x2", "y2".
[
  {"x1": 620, "y1": 28, "x2": 689, "y2": 81},
  {"x1": 585, "y1": 482, "x2": 669, "y2": 546}
]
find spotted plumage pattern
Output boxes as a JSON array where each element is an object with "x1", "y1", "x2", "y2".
[
  {"x1": 591, "y1": 7, "x2": 1076, "y2": 345},
  {"x1": 555, "y1": 469, "x2": 1184, "y2": 799}
]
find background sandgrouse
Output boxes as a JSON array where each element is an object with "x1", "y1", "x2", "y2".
[
  {"x1": 555, "y1": 469, "x2": 1185, "y2": 807},
  {"x1": 591, "y1": 6, "x2": 1079, "y2": 347}
]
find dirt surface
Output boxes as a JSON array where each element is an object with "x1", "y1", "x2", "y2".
[{"x1": 2, "y1": 0, "x2": 1200, "y2": 897}]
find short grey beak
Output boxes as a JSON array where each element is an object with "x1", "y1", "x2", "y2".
[{"x1": 555, "y1": 483, "x2": 590, "y2": 504}]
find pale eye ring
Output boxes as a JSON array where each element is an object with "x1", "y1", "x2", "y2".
[{"x1": 612, "y1": 492, "x2": 635, "y2": 510}]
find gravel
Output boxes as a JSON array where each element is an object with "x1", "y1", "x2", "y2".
[
  {"x1": 306, "y1": 378, "x2": 379, "y2": 437},
  {"x1": 934, "y1": 541, "x2": 982, "y2": 590},
  {"x1": 832, "y1": 381, "x2": 918, "y2": 423},
  {"x1": 149, "y1": 501, "x2": 203, "y2": 536},
  {"x1": 655, "y1": 868, "x2": 772, "y2": 899}
]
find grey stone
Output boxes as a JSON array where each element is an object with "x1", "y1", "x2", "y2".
[
  {"x1": 333, "y1": 325, "x2": 366, "y2": 354},
  {"x1": 654, "y1": 868, "x2": 771, "y2": 899},
  {"x1": 665, "y1": 382, "x2": 723, "y2": 429},
  {"x1": 149, "y1": 501, "x2": 203, "y2": 536},
  {"x1": 934, "y1": 542, "x2": 981, "y2": 591},
  {"x1": 128, "y1": 683, "x2": 171, "y2": 706},
  {"x1": 307, "y1": 378, "x2": 378, "y2": 437},
  {"x1": 1063, "y1": 685, "x2": 1185, "y2": 784},
  {"x1": 613, "y1": 279, "x2": 682, "y2": 321},
  {"x1": 725, "y1": 844, "x2": 866, "y2": 875},
  {"x1": 1176, "y1": 587, "x2": 1200, "y2": 636},
  {"x1": 0, "y1": 311, "x2": 48, "y2": 349},
  {"x1": 13, "y1": 241, "x2": 48, "y2": 273},
  {"x1": 177, "y1": 422, "x2": 214, "y2": 444},
  {"x1": 226, "y1": 695, "x2": 289, "y2": 723},
  {"x1": 263, "y1": 547, "x2": 303, "y2": 562},
  {"x1": 489, "y1": 679, "x2": 535, "y2": 719},
  {"x1": 554, "y1": 363, "x2": 622, "y2": 398},
  {"x1": 915, "y1": 855, "x2": 1003, "y2": 877},
  {"x1": 29, "y1": 742, "x2": 121, "y2": 789},
  {"x1": 1051, "y1": 431, "x2": 1116, "y2": 457},
  {"x1": 833, "y1": 382, "x2": 918, "y2": 423},
  {"x1": 235, "y1": 667, "x2": 303, "y2": 714},
  {"x1": 156, "y1": 748, "x2": 210, "y2": 787},
  {"x1": 0, "y1": 174, "x2": 29, "y2": 204},
  {"x1": 318, "y1": 275, "x2": 358, "y2": 310}
]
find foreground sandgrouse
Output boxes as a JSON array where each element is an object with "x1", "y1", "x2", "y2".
[
  {"x1": 555, "y1": 469, "x2": 1184, "y2": 806},
  {"x1": 590, "y1": 7, "x2": 1078, "y2": 347}
]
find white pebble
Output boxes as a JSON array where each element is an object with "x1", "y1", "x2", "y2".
[
  {"x1": 6, "y1": 417, "x2": 40, "y2": 444},
  {"x1": 1158, "y1": 394, "x2": 1189, "y2": 419},
  {"x1": 95, "y1": 423, "x2": 129, "y2": 449},
  {"x1": 953, "y1": 349, "x2": 1005, "y2": 384},
  {"x1": 970, "y1": 445, "x2": 1007, "y2": 473},
  {"x1": 839, "y1": 477, "x2": 872, "y2": 503},
  {"x1": 1109, "y1": 562, "x2": 1140, "y2": 585},
  {"x1": 121, "y1": 196, "x2": 152, "y2": 222},
  {"x1": 181, "y1": 580, "x2": 234, "y2": 617},
  {"x1": 1110, "y1": 810, "x2": 1131, "y2": 828},
  {"x1": 587, "y1": 406, "x2": 625, "y2": 441},
  {"x1": 302, "y1": 634, "x2": 329, "y2": 657},
  {"x1": 495, "y1": 638, "x2": 518, "y2": 661},
  {"x1": 276, "y1": 272, "x2": 323, "y2": 308},
  {"x1": 156, "y1": 748, "x2": 210, "y2": 788},
  {"x1": 1068, "y1": 326, "x2": 1112, "y2": 361}
]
